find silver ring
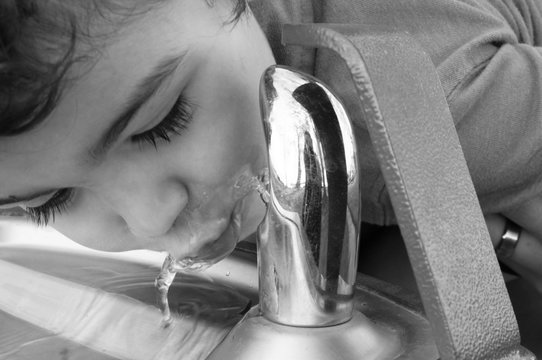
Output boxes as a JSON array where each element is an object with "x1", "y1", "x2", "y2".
[{"x1": 496, "y1": 219, "x2": 522, "y2": 259}]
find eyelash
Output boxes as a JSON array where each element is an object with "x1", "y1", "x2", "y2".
[
  {"x1": 26, "y1": 94, "x2": 194, "y2": 226},
  {"x1": 26, "y1": 188, "x2": 74, "y2": 226},
  {"x1": 131, "y1": 94, "x2": 194, "y2": 148}
]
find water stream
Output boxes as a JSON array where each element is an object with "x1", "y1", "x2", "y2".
[{"x1": 153, "y1": 170, "x2": 269, "y2": 325}]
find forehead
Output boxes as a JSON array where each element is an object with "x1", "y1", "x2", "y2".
[
  {"x1": 0, "y1": 0, "x2": 212, "y2": 150},
  {"x1": 0, "y1": 0, "x2": 233, "y2": 197}
]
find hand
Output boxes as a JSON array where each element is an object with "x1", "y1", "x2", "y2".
[{"x1": 485, "y1": 209, "x2": 542, "y2": 294}]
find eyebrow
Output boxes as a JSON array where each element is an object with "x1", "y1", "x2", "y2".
[
  {"x1": 0, "y1": 53, "x2": 186, "y2": 207},
  {"x1": 87, "y1": 52, "x2": 186, "y2": 161}
]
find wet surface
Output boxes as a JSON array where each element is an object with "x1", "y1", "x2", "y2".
[
  {"x1": 0, "y1": 221, "x2": 439, "y2": 359},
  {"x1": 0, "y1": 247, "x2": 250, "y2": 360}
]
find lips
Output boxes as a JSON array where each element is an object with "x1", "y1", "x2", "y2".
[
  {"x1": 190, "y1": 204, "x2": 242, "y2": 265},
  {"x1": 143, "y1": 167, "x2": 266, "y2": 265},
  {"x1": 151, "y1": 197, "x2": 244, "y2": 268}
]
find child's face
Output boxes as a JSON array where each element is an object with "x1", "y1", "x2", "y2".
[{"x1": 0, "y1": 1, "x2": 274, "y2": 262}]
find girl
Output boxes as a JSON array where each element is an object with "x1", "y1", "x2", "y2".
[{"x1": 2, "y1": 0, "x2": 542, "y2": 289}]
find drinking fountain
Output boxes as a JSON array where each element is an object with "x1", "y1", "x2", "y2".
[
  {"x1": 209, "y1": 66, "x2": 429, "y2": 359},
  {"x1": 210, "y1": 23, "x2": 537, "y2": 360}
]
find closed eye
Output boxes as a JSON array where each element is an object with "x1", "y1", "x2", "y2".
[
  {"x1": 25, "y1": 188, "x2": 74, "y2": 226},
  {"x1": 25, "y1": 96, "x2": 194, "y2": 226},
  {"x1": 131, "y1": 94, "x2": 195, "y2": 148}
]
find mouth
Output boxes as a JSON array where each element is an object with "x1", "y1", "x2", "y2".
[
  {"x1": 157, "y1": 198, "x2": 244, "y2": 271},
  {"x1": 187, "y1": 202, "x2": 243, "y2": 266},
  {"x1": 151, "y1": 168, "x2": 268, "y2": 267}
]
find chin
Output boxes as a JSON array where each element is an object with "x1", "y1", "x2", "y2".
[
  {"x1": 239, "y1": 191, "x2": 267, "y2": 240},
  {"x1": 148, "y1": 212, "x2": 238, "y2": 263}
]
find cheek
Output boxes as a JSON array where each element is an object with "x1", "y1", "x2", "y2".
[
  {"x1": 177, "y1": 114, "x2": 263, "y2": 184},
  {"x1": 52, "y1": 192, "x2": 136, "y2": 252}
]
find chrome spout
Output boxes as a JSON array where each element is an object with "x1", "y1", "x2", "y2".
[
  {"x1": 258, "y1": 65, "x2": 361, "y2": 327},
  {"x1": 208, "y1": 66, "x2": 410, "y2": 360}
]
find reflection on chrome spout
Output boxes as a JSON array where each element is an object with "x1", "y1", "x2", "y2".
[
  {"x1": 258, "y1": 65, "x2": 361, "y2": 327},
  {"x1": 208, "y1": 65, "x2": 415, "y2": 360}
]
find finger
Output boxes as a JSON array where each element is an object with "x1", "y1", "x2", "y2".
[
  {"x1": 503, "y1": 195, "x2": 542, "y2": 240},
  {"x1": 508, "y1": 225, "x2": 542, "y2": 276},
  {"x1": 486, "y1": 213, "x2": 542, "y2": 292},
  {"x1": 484, "y1": 213, "x2": 506, "y2": 247}
]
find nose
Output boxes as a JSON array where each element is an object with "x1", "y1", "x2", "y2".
[{"x1": 97, "y1": 161, "x2": 188, "y2": 238}]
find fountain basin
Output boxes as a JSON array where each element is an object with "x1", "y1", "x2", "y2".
[{"x1": 0, "y1": 219, "x2": 437, "y2": 359}]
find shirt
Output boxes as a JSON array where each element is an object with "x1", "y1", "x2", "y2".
[{"x1": 251, "y1": 0, "x2": 542, "y2": 225}]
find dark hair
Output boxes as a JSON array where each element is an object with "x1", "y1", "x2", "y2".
[{"x1": 0, "y1": 0, "x2": 248, "y2": 136}]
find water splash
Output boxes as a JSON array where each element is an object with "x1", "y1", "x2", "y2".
[
  {"x1": 155, "y1": 254, "x2": 225, "y2": 325},
  {"x1": 154, "y1": 168, "x2": 269, "y2": 323},
  {"x1": 234, "y1": 168, "x2": 270, "y2": 204}
]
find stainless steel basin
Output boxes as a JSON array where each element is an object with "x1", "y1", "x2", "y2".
[{"x1": 0, "y1": 219, "x2": 437, "y2": 359}]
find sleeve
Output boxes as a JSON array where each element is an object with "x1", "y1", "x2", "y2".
[
  {"x1": 320, "y1": 0, "x2": 542, "y2": 215},
  {"x1": 448, "y1": 0, "x2": 542, "y2": 213}
]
